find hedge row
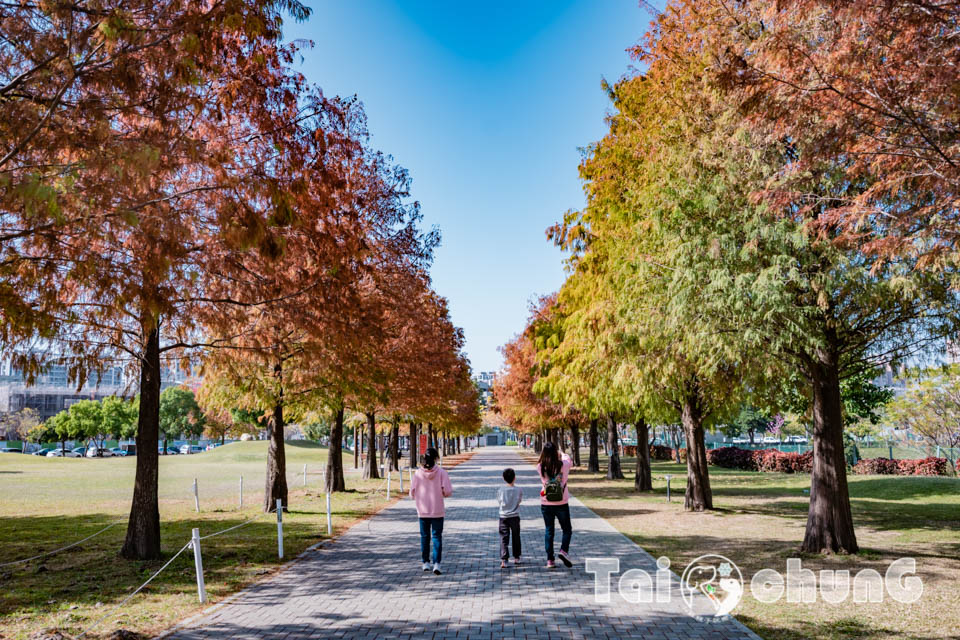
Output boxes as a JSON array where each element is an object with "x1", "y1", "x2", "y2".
[
  {"x1": 706, "y1": 446, "x2": 813, "y2": 473},
  {"x1": 852, "y1": 456, "x2": 952, "y2": 476}
]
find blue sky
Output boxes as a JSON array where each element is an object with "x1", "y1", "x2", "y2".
[{"x1": 285, "y1": 1, "x2": 651, "y2": 373}]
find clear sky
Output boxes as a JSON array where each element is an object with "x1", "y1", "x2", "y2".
[{"x1": 284, "y1": 1, "x2": 651, "y2": 373}]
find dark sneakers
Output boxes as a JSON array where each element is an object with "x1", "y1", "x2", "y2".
[{"x1": 557, "y1": 549, "x2": 573, "y2": 567}]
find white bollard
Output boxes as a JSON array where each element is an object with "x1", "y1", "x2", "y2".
[
  {"x1": 409, "y1": 468, "x2": 414, "y2": 488},
  {"x1": 239, "y1": 475, "x2": 243, "y2": 510},
  {"x1": 326, "y1": 492, "x2": 332, "y2": 536},
  {"x1": 399, "y1": 466, "x2": 403, "y2": 492},
  {"x1": 386, "y1": 471, "x2": 391, "y2": 499},
  {"x1": 191, "y1": 528, "x2": 207, "y2": 603},
  {"x1": 276, "y1": 498, "x2": 284, "y2": 559},
  {"x1": 193, "y1": 478, "x2": 200, "y2": 512},
  {"x1": 303, "y1": 463, "x2": 307, "y2": 487}
]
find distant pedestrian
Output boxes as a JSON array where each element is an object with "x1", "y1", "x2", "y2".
[
  {"x1": 537, "y1": 441, "x2": 573, "y2": 568},
  {"x1": 497, "y1": 467, "x2": 522, "y2": 568},
  {"x1": 410, "y1": 447, "x2": 452, "y2": 575}
]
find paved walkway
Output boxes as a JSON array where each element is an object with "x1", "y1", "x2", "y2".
[{"x1": 165, "y1": 447, "x2": 761, "y2": 639}]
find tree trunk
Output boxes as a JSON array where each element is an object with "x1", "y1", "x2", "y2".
[
  {"x1": 802, "y1": 356, "x2": 859, "y2": 554},
  {"x1": 606, "y1": 413, "x2": 624, "y2": 480},
  {"x1": 390, "y1": 417, "x2": 400, "y2": 471},
  {"x1": 121, "y1": 322, "x2": 162, "y2": 560},
  {"x1": 162, "y1": 438, "x2": 167, "y2": 454},
  {"x1": 570, "y1": 423, "x2": 581, "y2": 467},
  {"x1": 681, "y1": 389, "x2": 712, "y2": 511},
  {"x1": 409, "y1": 422, "x2": 418, "y2": 468},
  {"x1": 325, "y1": 404, "x2": 346, "y2": 492},
  {"x1": 363, "y1": 411, "x2": 379, "y2": 480},
  {"x1": 353, "y1": 424, "x2": 359, "y2": 469},
  {"x1": 427, "y1": 423, "x2": 435, "y2": 450},
  {"x1": 264, "y1": 364, "x2": 288, "y2": 512},
  {"x1": 587, "y1": 418, "x2": 600, "y2": 472},
  {"x1": 634, "y1": 418, "x2": 653, "y2": 491},
  {"x1": 456, "y1": 435, "x2": 461, "y2": 454},
  {"x1": 534, "y1": 432, "x2": 542, "y2": 452}
]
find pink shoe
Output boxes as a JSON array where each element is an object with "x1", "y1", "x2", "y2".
[
  {"x1": 558, "y1": 549, "x2": 573, "y2": 567},
  {"x1": 512, "y1": 557, "x2": 521, "y2": 564},
  {"x1": 500, "y1": 560, "x2": 507, "y2": 568},
  {"x1": 546, "y1": 560, "x2": 556, "y2": 569}
]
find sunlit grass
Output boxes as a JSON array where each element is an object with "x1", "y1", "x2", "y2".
[{"x1": 0, "y1": 441, "x2": 407, "y2": 639}]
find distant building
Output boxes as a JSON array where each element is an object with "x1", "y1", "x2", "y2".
[{"x1": 0, "y1": 358, "x2": 190, "y2": 422}]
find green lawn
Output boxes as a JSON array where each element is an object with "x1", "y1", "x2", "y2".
[
  {"x1": 0, "y1": 442, "x2": 399, "y2": 639},
  {"x1": 563, "y1": 454, "x2": 960, "y2": 640}
]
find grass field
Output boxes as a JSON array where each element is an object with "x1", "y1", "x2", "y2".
[
  {"x1": 0, "y1": 441, "x2": 408, "y2": 639},
  {"x1": 556, "y1": 452, "x2": 960, "y2": 640}
]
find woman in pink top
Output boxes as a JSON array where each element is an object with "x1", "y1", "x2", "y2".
[
  {"x1": 537, "y1": 441, "x2": 573, "y2": 568},
  {"x1": 409, "y1": 448, "x2": 452, "y2": 575}
]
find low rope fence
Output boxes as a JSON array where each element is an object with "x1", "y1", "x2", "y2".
[
  {"x1": 2, "y1": 461, "x2": 413, "y2": 638},
  {"x1": 0, "y1": 522, "x2": 121, "y2": 569}
]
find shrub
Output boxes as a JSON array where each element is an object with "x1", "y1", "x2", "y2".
[
  {"x1": 676, "y1": 447, "x2": 687, "y2": 463},
  {"x1": 854, "y1": 456, "x2": 949, "y2": 476},
  {"x1": 853, "y1": 457, "x2": 899, "y2": 475},
  {"x1": 650, "y1": 445, "x2": 673, "y2": 461},
  {"x1": 706, "y1": 446, "x2": 756, "y2": 470},
  {"x1": 901, "y1": 457, "x2": 948, "y2": 476}
]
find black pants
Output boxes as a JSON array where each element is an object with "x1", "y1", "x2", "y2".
[{"x1": 499, "y1": 516, "x2": 521, "y2": 560}]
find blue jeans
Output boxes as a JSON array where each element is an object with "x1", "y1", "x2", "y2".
[
  {"x1": 419, "y1": 517, "x2": 443, "y2": 563},
  {"x1": 540, "y1": 504, "x2": 572, "y2": 561}
]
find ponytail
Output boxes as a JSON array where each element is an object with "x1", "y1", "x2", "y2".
[{"x1": 422, "y1": 447, "x2": 439, "y2": 470}]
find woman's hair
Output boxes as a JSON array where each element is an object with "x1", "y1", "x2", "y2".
[
  {"x1": 422, "y1": 447, "x2": 439, "y2": 469},
  {"x1": 538, "y1": 441, "x2": 561, "y2": 479}
]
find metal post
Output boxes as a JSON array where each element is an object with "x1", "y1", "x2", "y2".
[
  {"x1": 276, "y1": 498, "x2": 284, "y2": 559},
  {"x1": 239, "y1": 475, "x2": 243, "y2": 510},
  {"x1": 399, "y1": 466, "x2": 404, "y2": 492},
  {"x1": 386, "y1": 470, "x2": 391, "y2": 499},
  {"x1": 303, "y1": 463, "x2": 307, "y2": 487},
  {"x1": 664, "y1": 475, "x2": 672, "y2": 502},
  {"x1": 889, "y1": 445, "x2": 894, "y2": 460},
  {"x1": 193, "y1": 478, "x2": 200, "y2": 512},
  {"x1": 191, "y1": 528, "x2": 207, "y2": 603},
  {"x1": 326, "y1": 492, "x2": 332, "y2": 536}
]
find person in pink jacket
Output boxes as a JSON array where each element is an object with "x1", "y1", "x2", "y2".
[{"x1": 409, "y1": 447, "x2": 452, "y2": 575}]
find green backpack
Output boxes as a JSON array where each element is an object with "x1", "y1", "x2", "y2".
[{"x1": 544, "y1": 473, "x2": 565, "y2": 502}]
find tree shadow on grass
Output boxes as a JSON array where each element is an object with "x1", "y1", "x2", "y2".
[
  {"x1": 0, "y1": 511, "x2": 328, "y2": 627},
  {"x1": 738, "y1": 615, "x2": 960, "y2": 640}
]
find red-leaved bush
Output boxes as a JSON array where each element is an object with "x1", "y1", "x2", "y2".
[
  {"x1": 676, "y1": 447, "x2": 688, "y2": 463},
  {"x1": 650, "y1": 445, "x2": 674, "y2": 461},
  {"x1": 852, "y1": 457, "x2": 949, "y2": 476},
  {"x1": 707, "y1": 447, "x2": 813, "y2": 473},
  {"x1": 706, "y1": 446, "x2": 755, "y2": 470}
]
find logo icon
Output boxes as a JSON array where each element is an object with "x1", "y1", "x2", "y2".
[{"x1": 680, "y1": 554, "x2": 744, "y2": 618}]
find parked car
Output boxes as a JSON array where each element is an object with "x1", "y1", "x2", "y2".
[
  {"x1": 0, "y1": 447, "x2": 23, "y2": 454},
  {"x1": 179, "y1": 444, "x2": 205, "y2": 455},
  {"x1": 71, "y1": 447, "x2": 87, "y2": 456},
  {"x1": 787, "y1": 435, "x2": 808, "y2": 444},
  {"x1": 85, "y1": 447, "x2": 115, "y2": 458},
  {"x1": 31, "y1": 448, "x2": 55, "y2": 456},
  {"x1": 119, "y1": 444, "x2": 137, "y2": 456},
  {"x1": 109, "y1": 447, "x2": 128, "y2": 456},
  {"x1": 158, "y1": 446, "x2": 179, "y2": 455},
  {"x1": 47, "y1": 449, "x2": 82, "y2": 458},
  {"x1": 762, "y1": 436, "x2": 780, "y2": 444},
  {"x1": 205, "y1": 443, "x2": 224, "y2": 451}
]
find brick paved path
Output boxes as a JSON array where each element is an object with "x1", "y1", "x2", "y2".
[{"x1": 165, "y1": 447, "x2": 762, "y2": 639}]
